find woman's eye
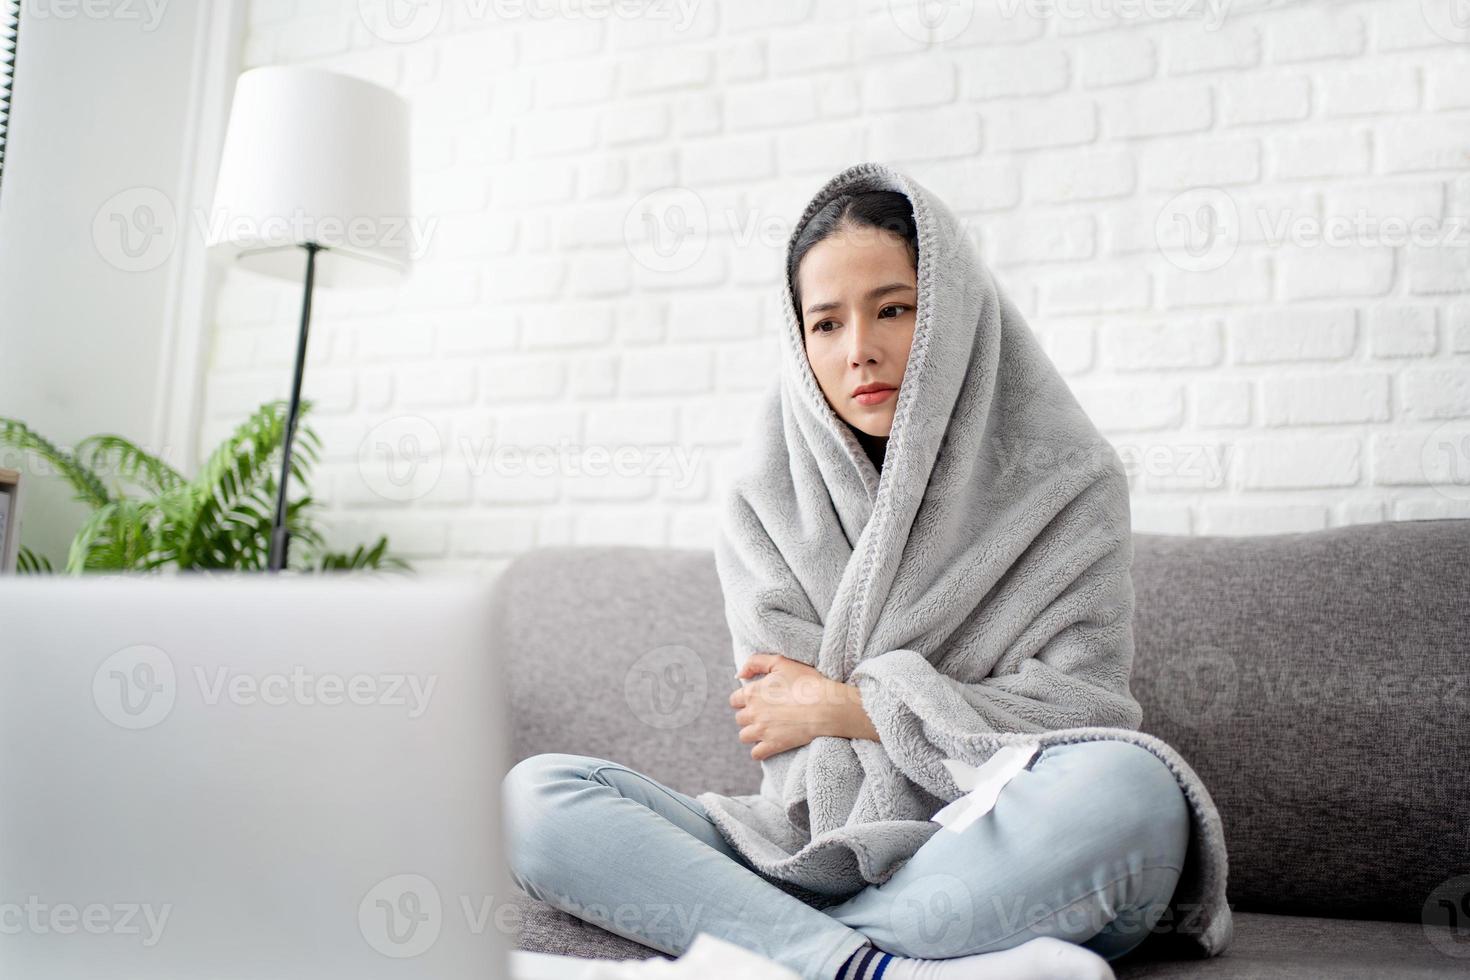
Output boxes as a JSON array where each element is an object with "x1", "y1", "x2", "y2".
[{"x1": 811, "y1": 306, "x2": 907, "y2": 333}]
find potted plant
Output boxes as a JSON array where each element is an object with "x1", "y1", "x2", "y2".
[{"x1": 0, "y1": 399, "x2": 407, "y2": 574}]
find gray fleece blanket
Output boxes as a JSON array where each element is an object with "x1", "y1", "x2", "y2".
[{"x1": 693, "y1": 162, "x2": 1233, "y2": 958}]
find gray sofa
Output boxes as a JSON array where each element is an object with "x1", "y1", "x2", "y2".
[{"x1": 494, "y1": 518, "x2": 1470, "y2": 978}]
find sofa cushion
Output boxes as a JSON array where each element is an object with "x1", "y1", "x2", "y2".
[
  {"x1": 510, "y1": 903, "x2": 1463, "y2": 978},
  {"x1": 506, "y1": 892, "x2": 676, "y2": 963}
]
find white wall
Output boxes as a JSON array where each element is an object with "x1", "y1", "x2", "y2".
[
  {"x1": 0, "y1": 0, "x2": 241, "y2": 566},
  {"x1": 200, "y1": 0, "x2": 1470, "y2": 576}
]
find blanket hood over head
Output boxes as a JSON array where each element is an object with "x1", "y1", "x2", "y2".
[{"x1": 693, "y1": 161, "x2": 1233, "y2": 958}]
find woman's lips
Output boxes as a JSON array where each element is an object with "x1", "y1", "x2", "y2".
[{"x1": 854, "y1": 387, "x2": 895, "y2": 406}]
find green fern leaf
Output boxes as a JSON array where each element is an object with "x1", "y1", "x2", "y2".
[{"x1": 0, "y1": 417, "x2": 110, "y2": 508}]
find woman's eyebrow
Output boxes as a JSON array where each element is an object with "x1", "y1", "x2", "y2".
[{"x1": 804, "y1": 282, "x2": 916, "y2": 317}]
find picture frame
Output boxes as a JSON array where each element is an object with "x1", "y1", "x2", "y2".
[{"x1": 0, "y1": 467, "x2": 20, "y2": 574}]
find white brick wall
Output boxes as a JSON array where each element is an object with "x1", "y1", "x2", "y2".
[{"x1": 199, "y1": 0, "x2": 1470, "y2": 576}]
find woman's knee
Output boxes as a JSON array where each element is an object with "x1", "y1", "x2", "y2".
[
  {"x1": 500, "y1": 752, "x2": 599, "y2": 880},
  {"x1": 503, "y1": 752, "x2": 569, "y2": 810},
  {"x1": 1061, "y1": 741, "x2": 1189, "y2": 861},
  {"x1": 1046, "y1": 743, "x2": 1193, "y2": 858}
]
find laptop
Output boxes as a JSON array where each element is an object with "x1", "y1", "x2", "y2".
[{"x1": 0, "y1": 573, "x2": 517, "y2": 979}]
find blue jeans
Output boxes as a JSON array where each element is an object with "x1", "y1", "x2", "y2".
[{"x1": 501, "y1": 740, "x2": 1189, "y2": 980}]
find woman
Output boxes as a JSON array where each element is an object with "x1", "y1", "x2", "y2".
[{"x1": 501, "y1": 164, "x2": 1232, "y2": 980}]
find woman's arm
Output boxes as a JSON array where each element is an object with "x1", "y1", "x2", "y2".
[
  {"x1": 730, "y1": 653, "x2": 882, "y2": 759},
  {"x1": 834, "y1": 682, "x2": 881, "y2": 742}
]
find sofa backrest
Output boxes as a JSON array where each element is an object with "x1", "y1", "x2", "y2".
[
  {"x1": 491, "y1": 545, "x2": 760, "y2": 799},
  {"x1": 491, "y1": 518, "x2": 1470, "y2": 924},
  {"x1": 1128, "y1": 517, "x2": 1469, "y2": 924}
]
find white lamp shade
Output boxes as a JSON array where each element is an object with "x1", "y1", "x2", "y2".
[{"x1": 207, "y1": 66, "x2": 412, "y2": 287}]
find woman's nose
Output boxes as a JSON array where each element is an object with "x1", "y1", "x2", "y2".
[{"x1": 847, "y1": 316, "x2": 881, "y2": 365}]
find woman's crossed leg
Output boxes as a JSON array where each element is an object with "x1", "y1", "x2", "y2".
[{"x1": 499, "y1": 739, "x2": 1189, "y2": 980}]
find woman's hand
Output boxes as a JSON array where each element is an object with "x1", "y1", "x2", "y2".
[{"x1": 729, "y1": 653, "x2": 880, "y2": 761}]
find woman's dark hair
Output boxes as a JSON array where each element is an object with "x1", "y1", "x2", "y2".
[{"x1": 788, "y1": 190, "x2": 919, "y2": 322}]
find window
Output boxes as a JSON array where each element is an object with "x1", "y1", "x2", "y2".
[{"x1": 0, "y1": 0, "x2": 17, "y2": 195}]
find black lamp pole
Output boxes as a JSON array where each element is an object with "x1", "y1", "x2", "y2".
[{"x1": 267, "y1": 241, "x2": 323, "y2": 572}]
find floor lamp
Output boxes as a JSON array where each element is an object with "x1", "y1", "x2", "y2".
[{"x1": 206, "y1": 66, "x2": 411, "y2": 572}]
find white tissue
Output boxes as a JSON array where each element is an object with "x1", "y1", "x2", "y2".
[
  {"x1": 525, "y1": 932, "x2": 802, "y2": 980},
  {"x1": 930, "y1": 742, "x2": 1042, "y2": 834}
]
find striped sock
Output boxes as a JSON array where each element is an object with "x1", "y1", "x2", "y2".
[
  {"x1": 834, "y1": 936, "x2": 1116, "y2": 980},
  {"x1": 836, "y1": 942, "x2": 893, "y2": 980}
]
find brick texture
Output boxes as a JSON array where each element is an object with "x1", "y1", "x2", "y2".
[{"x1": 199, "y1": 0, "x2": 1470, "y2": 573}]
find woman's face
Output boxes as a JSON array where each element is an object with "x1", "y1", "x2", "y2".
[{"x1": 797, "y1": 224, "x2": 917, "y2": 439}]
